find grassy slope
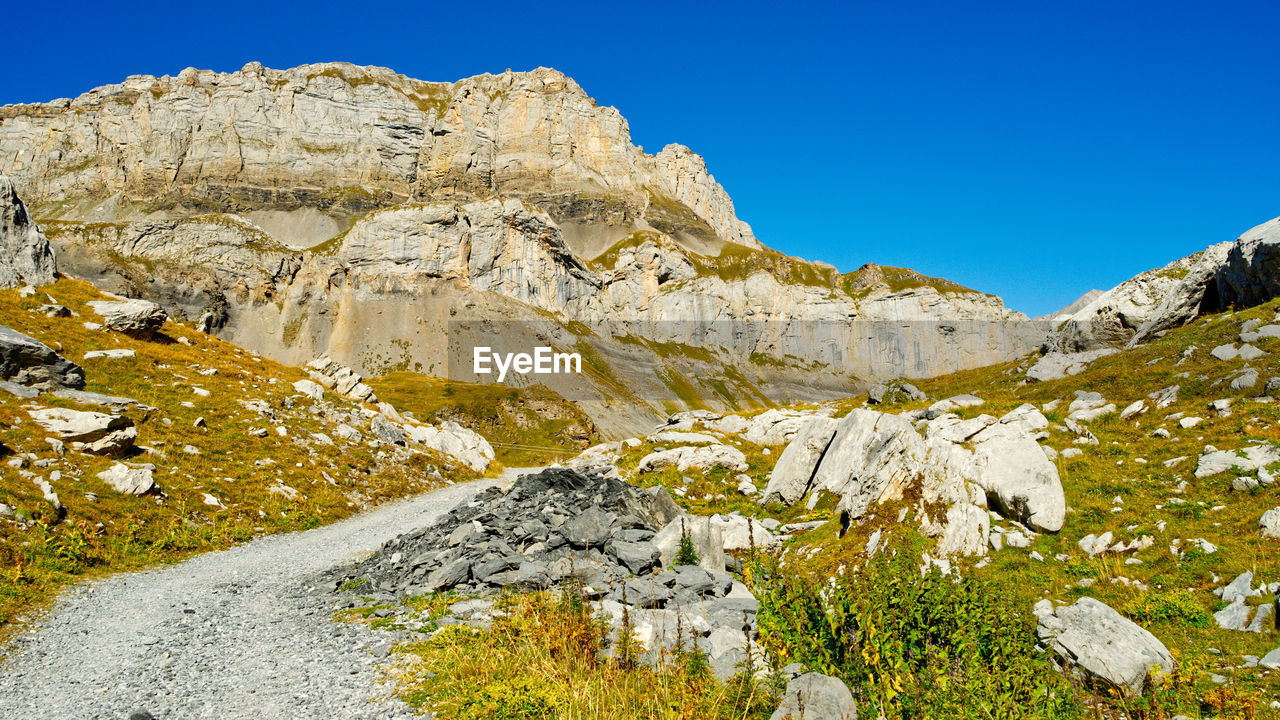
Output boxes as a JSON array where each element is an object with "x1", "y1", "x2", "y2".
[
  {"x1": 0, "y1": 279, "x2": 471, "y2": 634},
  {"x1": 784, "y1": 301, "x2": 1280, "y2": 713},
  {"x1": 366, "y1": 372, "x2": 600, "y2": 466}
]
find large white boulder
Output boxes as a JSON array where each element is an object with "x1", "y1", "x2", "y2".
[
  {"x1": 637, "y1": 444, "x2": 748, "y2": 473},
  {"x1": 1036, "y1": 597, "x2": 1174, "y2": 696},
  {"x1": 96, "y1": 463, "x2": 157, "y2": 495},
  {"x1": 652, "y1": 515, "x2": 725, "y2": 572},
  {"x1": 27, "y1": 407, "x2": 133, "y2": 442},
  {"x1": 404, "y1": 420, "x2": 494, "y2": 472},
  {"x1": 762, "y1": 417, "x2": 838, "y2": 505},
  {"x1": 87, "y1": 299, "x2": 167, "y2": 337}
]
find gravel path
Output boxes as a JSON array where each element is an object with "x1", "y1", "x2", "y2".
[{"x1": 0, "y1": 468, "x2": 537, "y2": 720}]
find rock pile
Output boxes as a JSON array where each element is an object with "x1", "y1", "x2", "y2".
[
  {"x1": 333, "y1": 467, "x2": 765, "y2": 678},
  {"x1": 305, "y1": 356, "x2": 377, "y2": 403},
  {"x1": 762, "y1": 400, "x2": 1064, "y2": 557}
]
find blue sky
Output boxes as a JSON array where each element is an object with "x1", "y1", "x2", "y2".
[{"x1": 2, "y1": 0, "x2": 1277, "y2": 316}]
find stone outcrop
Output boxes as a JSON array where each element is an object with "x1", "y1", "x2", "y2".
[
  {"x1": 1035, "y1": 597, "x2": 1175, "y2": 696},
  {"x1": 0, "y1": 176, "x2": 54, "y2": 288},
  {"x1": 0, "y1": 325, "x2": 85, "y2": 389},
  {"x1": 767, "y1": 402, "x2": 1064, "y2": 556},
  {"x1": 1047, "y1": 215, "x2": 1280, "y2": 351},
  {"x1": 88, "y1": 299, "x2": 167, "y2": 337},
  {"x1": 305, "y1": 356, "x2": 376, "y2": 403},
  {"x1": 771, "y1": 673, "x2": 857, "y2": 720}
]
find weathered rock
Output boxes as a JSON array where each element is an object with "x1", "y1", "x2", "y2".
[
  {"x1": 87, "y1": 299, "x2": 167, "y2": 337},
  {"x1": 81, "y1": 426, "x2": 138, "y2": 457},
  {"x1": 1262, "y1": 507, "x2": 1280, "y2": 538},
  {"x1": 637, "y1": 444, "x2": 748, "y2": 473},
  {"x1": 770, "y1": 672, "x2": 857, "y2": 720},
  {"x1": 1195, "y1": 444, "x2": 1280, "y2": 478},
  {"x1": 0, "y1": 325, "x2": 85, "y2": 389},
  {"x1": 403, "y1": 420, "x2": 494, "y2": 472},
  {"x1": 306, "y1": 356, "x2": 377, "y2": 403},
  {"x1": 762, "y1": 417, "x2": 838, "y2": 505},
  {"x1": 1027, "y1": 349, "x2": 1117, "y2": 382},
  {"x1": 1036, "y1": 597, "x2": 1174, "y2": 695},
  {"x1": 96, "y1": 463, "x2": 156, "y2": 495},
  {"x1": 0, "y1": 176, "x2": 56, "y2": 288},
  {"x1": 369, "y1": 415, "x2": 405, "y2": 445},
  {"x1": 27, "y1": 407, "x2": 133, "y2": 442},
  {"x1": 291, "y1": 379, "x2": 325, "y2": 400},
  {"x1": 653, "y1": 515, "x2": 726, "y2": 572}
]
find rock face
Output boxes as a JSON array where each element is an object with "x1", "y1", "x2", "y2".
[
  {"x1": 762, "y1": 417, "x2": 838, "y2": 505},
  {"x1": 769, "y1": 402, "x2": 1063, "y2": 556},
  {"x1": 1047, "y1": 216, "x2": 1280, "y2": 351},
  {"x1": 2, "y1": 63, "x2": 1047, "y2": 434},
  {"x1": 0, "y1": 325, "x2": 85, "y2": 389},
  {"x1": 1035, "y1": 597, "x2": 1175, "y2": 696},
  {"x1": 0, "y1": 176, "x2": 55, "y2": 288}
]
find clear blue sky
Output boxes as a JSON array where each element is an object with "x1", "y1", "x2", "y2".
[{"x1": 2, "y1": 1, "x2": 1277, "y2": 316}]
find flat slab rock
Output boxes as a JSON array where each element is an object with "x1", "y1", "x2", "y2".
[{"x1": 1036, "y1": 597, "x2": 1174, "y2": 696}]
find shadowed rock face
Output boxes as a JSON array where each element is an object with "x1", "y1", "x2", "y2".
[{"x1": 1, "y1": 63, "x2": 1049, "y2": 433}]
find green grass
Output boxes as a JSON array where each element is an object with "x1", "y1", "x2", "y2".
[{"x1": 366, "y1": 371, "x2": 599, "y2": 466}]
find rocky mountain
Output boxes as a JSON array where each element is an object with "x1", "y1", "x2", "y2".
[
  {"x1": 1034, "y1": 289, "x2": 1103, "y2": 323},
  {"x1": 1044, "y1": 215, "x2": 1280, "y2": 354},
  {"x1": 0, "y1": 63, "x2": 1046, "y2": 434}
]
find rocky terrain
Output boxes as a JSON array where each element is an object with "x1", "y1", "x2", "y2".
[{"x1": 0, "y1": 63, "x2": 1047, "y2": 434}]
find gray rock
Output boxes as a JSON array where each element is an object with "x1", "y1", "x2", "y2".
[
  {"x1": 0, "y1": 325, "x2": 85, "y2": 389},
  {"x1": 763, "y1": 417, "x2": 838, "y2": 505},
  {"x1": 27, "y1": 407, "x2": 133, "y2": 442},
  {"x1": 1260, "y1": 646, "x2": 1280, "y2": 670},
  {"x1": 1215, "y1": 598, "x2": 1252, "y2": 631},
  {"x1": 637, "y1": 444, "x2": 748, "y2": 473},
  {"x1": 1211, "y1": 344, "x2": 1240, "y2": 361},
  {"x1": 51, "y1": 388, "x2": 137, "y2": 408},
  {"x1": 0, "y1": 380, "x2": 39, "y2": 398},
  {"x1": 1027, "y1": 349, "x2": 1117, "y2": 382},
  {"x1": 770, "y1": 672, "x2": 857, "y2": 720},
  {"x1": 653, "y1": 515, "x2": 726, "y2": 572},
  {"x1": 564, "y1": 506, "x2": 614, "y2": 548},
  {"x1": 1230, "y1": 367, "x2": 1260, "y2": 389},
  {"x1": 87, "y1": 299, "x2": 167, "y2": 337},
  {"x1": 82, "y1": 348, "x2": 136, "y2": 360},
  {"x1": 609, "y1": 540, "x2": 660, "y2": 575},
  {"x1": 0, "y1": 176, "x2": 55, "y2": 288},
  {"x1": 1261, "y1": 507, "x2": 1280, "y2": 538},
  {"x1": 1037, "y1": 597, "x2": 1174, "y2": 696},
  {"x1": 368, "y1": 415, "x2": 405, "y2": 445},
  {"x1": 96, "y1": 463, "x2": 156, "y2": 495}
]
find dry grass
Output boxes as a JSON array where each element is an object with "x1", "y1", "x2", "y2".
[{"x1": 0, "y1": 279, "x2": 469, "y2": 635}]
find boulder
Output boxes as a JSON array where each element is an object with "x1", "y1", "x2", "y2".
[
  {"x1": 762, "y1": 417, "x2": 838, "y2": 505},
  {"x1": 770, "y1": 673, "x2": 857, "y2": 720},
  {"x1": 1036, "y1": 597, "x2": 1174, "y2": 696},
  {"x1": 969, "y1": 432, "x2": 1065, "y2": 533},
  {"x1": 369, "y1": 415, "x2": 406, "y2": 445},
  {"x1": 1027, "y1": 349, "x2": 1118, "y2": 382},
  {"x1": 709, "y1": 514, "x2": 778, "y2": 551},
  {"x1": 403, "y1": 420, "x2": 495, "y2": 472},
  {"x1": 653, "y1": 515, "x2": 726, "y2": 572},
  {"x1": 291, "y1": 379, "x2": 325, "y2": 400},
  {"x1": 27, "y1": 407, "x2": 133, "y2": 442},
  {"x1": 0, "y1": 325, "x2": 85, "y2": 389},
  {"x1": 87, "y1": 299, "x2": 167, "y2": 337},
  {"x1": 81, "y1": 426, "x2": 138, "y2": 457},
  {"x1": 1262, "y1": 507, "x2": 1280, "y2": 538},
  {"x1": 637, "y1": 444, "x2": 748, "y2": 473},
  {"x1": 1195, "y1": 444, "x2": 1280, "y2": 478},
  {"x1": 0, "y1": 176, "x2": 56, "y2": 288},
  {"x1": 305, "y1": 356, "x2": 377, "y2": 403},
  {"x1": 96, "y1": 463, "x2": 157, "y2": 495}
]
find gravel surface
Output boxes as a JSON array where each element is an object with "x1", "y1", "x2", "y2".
[{"x1": 0, "y1": 469, "x2": 536, "y2": 719}]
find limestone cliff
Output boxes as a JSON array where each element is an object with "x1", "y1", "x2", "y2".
[{"x1": 0, "y1": 63, "x2": 1047, "y2": 434}]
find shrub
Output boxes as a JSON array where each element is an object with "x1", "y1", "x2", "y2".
[{"x1": 750, "y1": 548, "x2": 1080, "y2": 719}]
